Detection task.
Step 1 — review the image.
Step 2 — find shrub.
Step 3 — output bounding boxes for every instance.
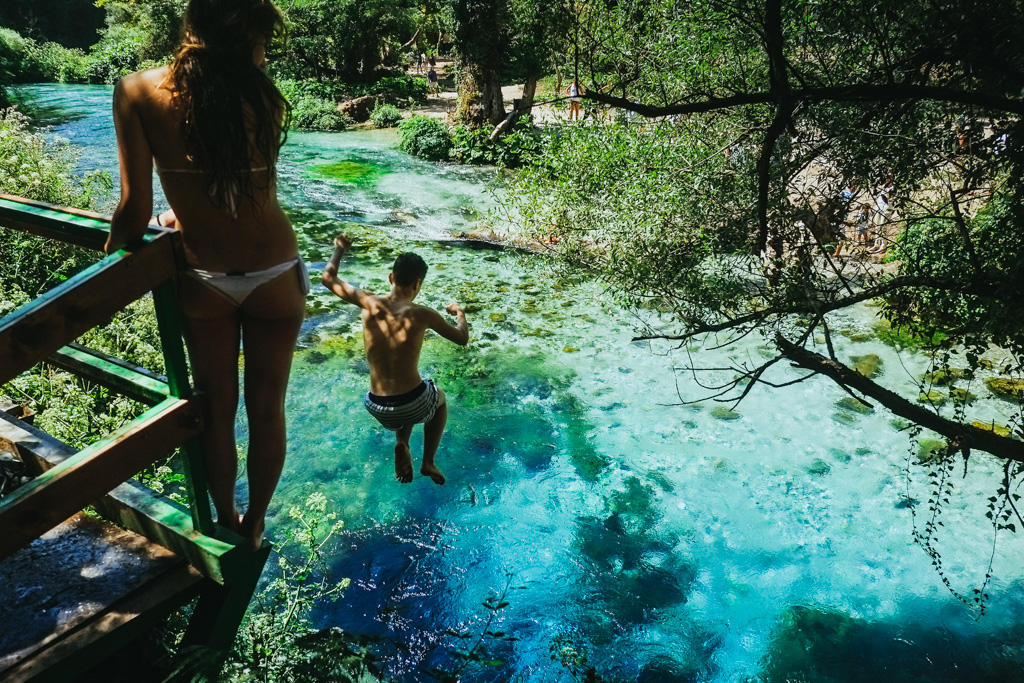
[369,102,402,128]
[450,116,542,167]
[0,108,111,206]
[290,95,352,131]
[27,42,92,83]
[398,115,451,160]
[352,75,427,104]
[87,26,149,84]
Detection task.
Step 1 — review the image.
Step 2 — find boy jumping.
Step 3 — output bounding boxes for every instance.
[322,234,469,484]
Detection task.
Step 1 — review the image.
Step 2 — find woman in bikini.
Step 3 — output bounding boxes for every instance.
[105,0,304,550]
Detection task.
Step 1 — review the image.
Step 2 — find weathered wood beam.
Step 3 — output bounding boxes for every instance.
[47,344,170,406]
[0,396,201,561]
[0,231,179,386]
[0,411,241,585]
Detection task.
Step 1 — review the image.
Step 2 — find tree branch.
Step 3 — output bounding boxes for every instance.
[584,83,1024,118]
[775,333,1024,464]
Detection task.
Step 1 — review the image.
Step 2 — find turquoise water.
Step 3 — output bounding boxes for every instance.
[12,84,1024,682]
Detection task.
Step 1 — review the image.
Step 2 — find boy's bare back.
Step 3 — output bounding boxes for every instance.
[322,234,468,396]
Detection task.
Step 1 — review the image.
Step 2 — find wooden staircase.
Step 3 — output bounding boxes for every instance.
[0,195,269,682]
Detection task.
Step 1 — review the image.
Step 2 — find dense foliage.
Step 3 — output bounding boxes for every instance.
[368,102,403,128]
[272,0,418,81]
[0,107,164,449]
[398,114,452,160]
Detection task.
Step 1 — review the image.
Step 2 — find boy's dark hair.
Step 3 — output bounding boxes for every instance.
[392,252,428,287]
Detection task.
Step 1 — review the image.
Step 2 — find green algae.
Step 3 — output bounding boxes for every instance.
[807,458,831,475]
[315,159,384,185]
[831,411,857,426]
[917,390,947,406]
[710,406,741,420]
[972,420,1012,437]
[851,353,882,378]
[836,396,873,414]
[916,438,948,465]
[986,377,1024,401]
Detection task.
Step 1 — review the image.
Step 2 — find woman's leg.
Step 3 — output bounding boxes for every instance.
[178,276,243,531]
[238,266,306,548]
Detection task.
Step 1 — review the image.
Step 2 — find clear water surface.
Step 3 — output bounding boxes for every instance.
[11,84,1024,682]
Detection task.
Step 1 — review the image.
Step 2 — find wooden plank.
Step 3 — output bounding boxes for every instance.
[0,411,237,584]
[0,562,204,683]
[46,344,169,405]
[0,396,201,561]
[0,231,180,387]
[0,513,185,670]
[0,194,113,251]
[0,511,205,683]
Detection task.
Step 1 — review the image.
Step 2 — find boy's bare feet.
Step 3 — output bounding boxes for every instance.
[421,462,446,485]
[239,512,266,552]
[395,442,414,483]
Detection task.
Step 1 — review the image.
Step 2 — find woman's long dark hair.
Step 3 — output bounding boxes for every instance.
[169,0,290,214]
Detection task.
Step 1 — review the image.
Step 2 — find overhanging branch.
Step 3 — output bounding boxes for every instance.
[776,334,1024,464]
[585,83,1024,118]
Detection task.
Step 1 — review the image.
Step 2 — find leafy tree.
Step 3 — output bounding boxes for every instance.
[90,0,185,82]
[503,0,1024,611]
[446,0,571,128]
[0,0,105,50]
[276,0,417,81]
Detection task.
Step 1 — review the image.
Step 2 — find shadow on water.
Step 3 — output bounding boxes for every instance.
[759,600,1024,683]
[8,88,92,126]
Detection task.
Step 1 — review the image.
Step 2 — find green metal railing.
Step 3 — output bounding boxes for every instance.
[0,194,269,666]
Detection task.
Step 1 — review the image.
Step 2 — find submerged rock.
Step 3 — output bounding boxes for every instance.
[710,406,741,420]
[831,411,857,426]
[917,390,947,406]
[829,448,852,463]
[985,377,1024,401]
[922,368,971,385]
[836,396,873,414]
[489,313,507,322]
[851,353,882,378]
[972,421,1013,437]
[948,387,976,404]
[916,438,948,465]
[807,459,831,476]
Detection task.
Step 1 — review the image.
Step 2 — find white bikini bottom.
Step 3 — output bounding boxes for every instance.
[185,257,309,306]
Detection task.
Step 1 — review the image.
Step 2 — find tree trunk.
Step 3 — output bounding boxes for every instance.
[479,68,506,125]
[488,74,539,142]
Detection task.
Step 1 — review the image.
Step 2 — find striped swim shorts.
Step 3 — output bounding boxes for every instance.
[364,379,442,431]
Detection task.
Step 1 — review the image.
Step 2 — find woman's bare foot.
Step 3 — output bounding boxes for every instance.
[421,462,446,485]
[219,509,243,533]
[239,512,266,552]
[395,442,414,483]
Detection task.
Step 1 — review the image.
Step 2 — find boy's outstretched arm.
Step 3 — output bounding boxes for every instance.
[322,234,371,307]
[427,303,469,346]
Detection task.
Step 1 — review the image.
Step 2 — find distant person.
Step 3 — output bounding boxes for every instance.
[428,54,436,68]
[322,234,469,485]
[566,79,583,121]
[105,0,306,551]
[416,51,423,73]
[427,67,439,96]
[855,203,871,248]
